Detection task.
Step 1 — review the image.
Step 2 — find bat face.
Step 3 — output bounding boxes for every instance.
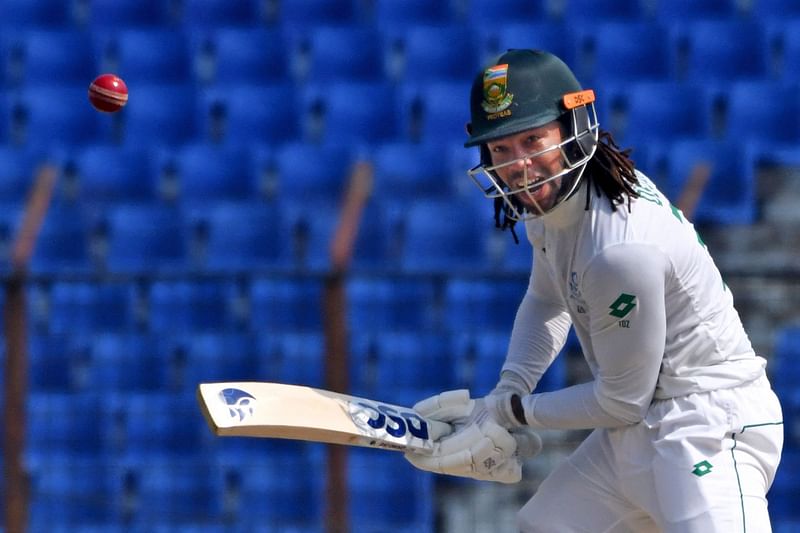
[197,382,450,453]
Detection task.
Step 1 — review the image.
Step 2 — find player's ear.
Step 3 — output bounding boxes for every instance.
[465,122,473,135]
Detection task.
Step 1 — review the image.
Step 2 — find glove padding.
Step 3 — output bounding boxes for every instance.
[405,390,542,484]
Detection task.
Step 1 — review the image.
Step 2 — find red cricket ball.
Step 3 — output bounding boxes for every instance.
[88,73,128,113]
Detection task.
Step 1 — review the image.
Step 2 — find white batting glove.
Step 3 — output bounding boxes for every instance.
[405,416,522,483]
[405,390,542,484]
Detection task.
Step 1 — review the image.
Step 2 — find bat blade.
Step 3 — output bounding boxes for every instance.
[197,382,447,453]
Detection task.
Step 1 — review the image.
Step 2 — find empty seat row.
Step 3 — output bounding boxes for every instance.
[25,445,328,529]
[6,0,800,31]
[5,19,800,90]
[25,444,436,532]
[26,327,571,396]
[2,197,534,276]
[3,77,799,149]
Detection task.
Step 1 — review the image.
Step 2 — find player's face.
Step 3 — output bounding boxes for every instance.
[485,121,566,213]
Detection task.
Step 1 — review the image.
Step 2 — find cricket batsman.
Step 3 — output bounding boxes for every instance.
[404,49,784,532]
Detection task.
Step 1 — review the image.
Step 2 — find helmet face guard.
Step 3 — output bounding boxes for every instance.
[468,102,599,220]
[464,49,599,220]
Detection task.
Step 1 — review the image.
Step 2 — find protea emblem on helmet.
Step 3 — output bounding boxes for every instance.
[481,64,513,115]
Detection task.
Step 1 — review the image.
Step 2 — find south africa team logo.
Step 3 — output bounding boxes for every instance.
[219,388,256,421]
[482,64,514,114]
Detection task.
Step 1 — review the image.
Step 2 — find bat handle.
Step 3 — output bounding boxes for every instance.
[512,428,543,459]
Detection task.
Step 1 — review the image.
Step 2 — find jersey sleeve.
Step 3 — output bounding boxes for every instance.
[500,249,572,394]
[521,242,669,429]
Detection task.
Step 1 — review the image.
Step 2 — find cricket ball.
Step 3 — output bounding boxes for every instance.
[88,73,128,113]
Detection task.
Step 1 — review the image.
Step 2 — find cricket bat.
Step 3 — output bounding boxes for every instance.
[197,382,451,453]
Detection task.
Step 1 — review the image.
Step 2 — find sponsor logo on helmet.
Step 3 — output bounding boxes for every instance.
[481,64,513,117]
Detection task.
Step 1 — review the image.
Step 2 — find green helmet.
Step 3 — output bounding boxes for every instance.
[465,49,588,147]
[465,49,599,220]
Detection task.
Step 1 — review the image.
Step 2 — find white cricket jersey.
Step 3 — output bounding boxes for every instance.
[503,172,767,430]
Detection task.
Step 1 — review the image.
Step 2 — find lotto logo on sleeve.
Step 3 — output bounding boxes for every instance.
[609,293,637,318]
[609,293,637,328]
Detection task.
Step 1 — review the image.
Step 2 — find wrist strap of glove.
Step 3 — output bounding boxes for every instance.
[510,394,527,426]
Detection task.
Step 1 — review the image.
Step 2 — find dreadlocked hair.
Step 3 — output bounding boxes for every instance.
[583,129,639,212]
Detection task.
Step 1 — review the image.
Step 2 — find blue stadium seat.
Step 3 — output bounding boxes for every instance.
[146,280,239,332]
[443,278,527,332]
[121,84,198,147]
[348,448,434,533]
[3,30,96,87]
[86,333,166,392]
[767,19,800,80]
[179,0,259,28]
[196,201,285,272]
[274,141,355,202]
[385,25,478,83]
[102,203,189,274]
[174,333,258,390]
[452,331,568,396]
[467,0,544,25]
[474,22,575,70]
[0,89,8,142]
[96,29,191,85]
[29,204,92,275]
[26,392,106,456]
[222,449,325,528]
[301,81,397,144]
[112,455,217,525]
[573,22,671,85]
[560,0,644,21]
[71,144,156,204]
[769,448,800,522]
[373,0,454,29]
[0,0,74,28]
[722,81,800,144]
[346,277,438,332]
[107,392,202,457]
[354,331,456,401]
[771,326,800,397]
[281,199,351,272]
[192,28,288,86]
[346,199,397,270]
[278,0,361,27]
[165,143,255,204]
[257,331,325,387]
[8,86,102,148]
[654,0,739,20]
[663,139,757,225]
[199,83,299,144]
[495,233,536,273]
[672,20,769,83]
[28,334,87,392]
[249,278,324,332]
[372,141,454,200]
[445,141,481,195]
[84,0,172,28]
[0,202,21,272]
[397,80,471,143]
[47,281,135,334]
[611,81,711,146]
[27,455,112,526]
[291,26,384,82]
[399,198,490,273]
[0,145,37,202]
[751,0,800,21]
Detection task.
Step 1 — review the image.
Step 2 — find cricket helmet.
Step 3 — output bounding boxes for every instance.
[465,49,599,219]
